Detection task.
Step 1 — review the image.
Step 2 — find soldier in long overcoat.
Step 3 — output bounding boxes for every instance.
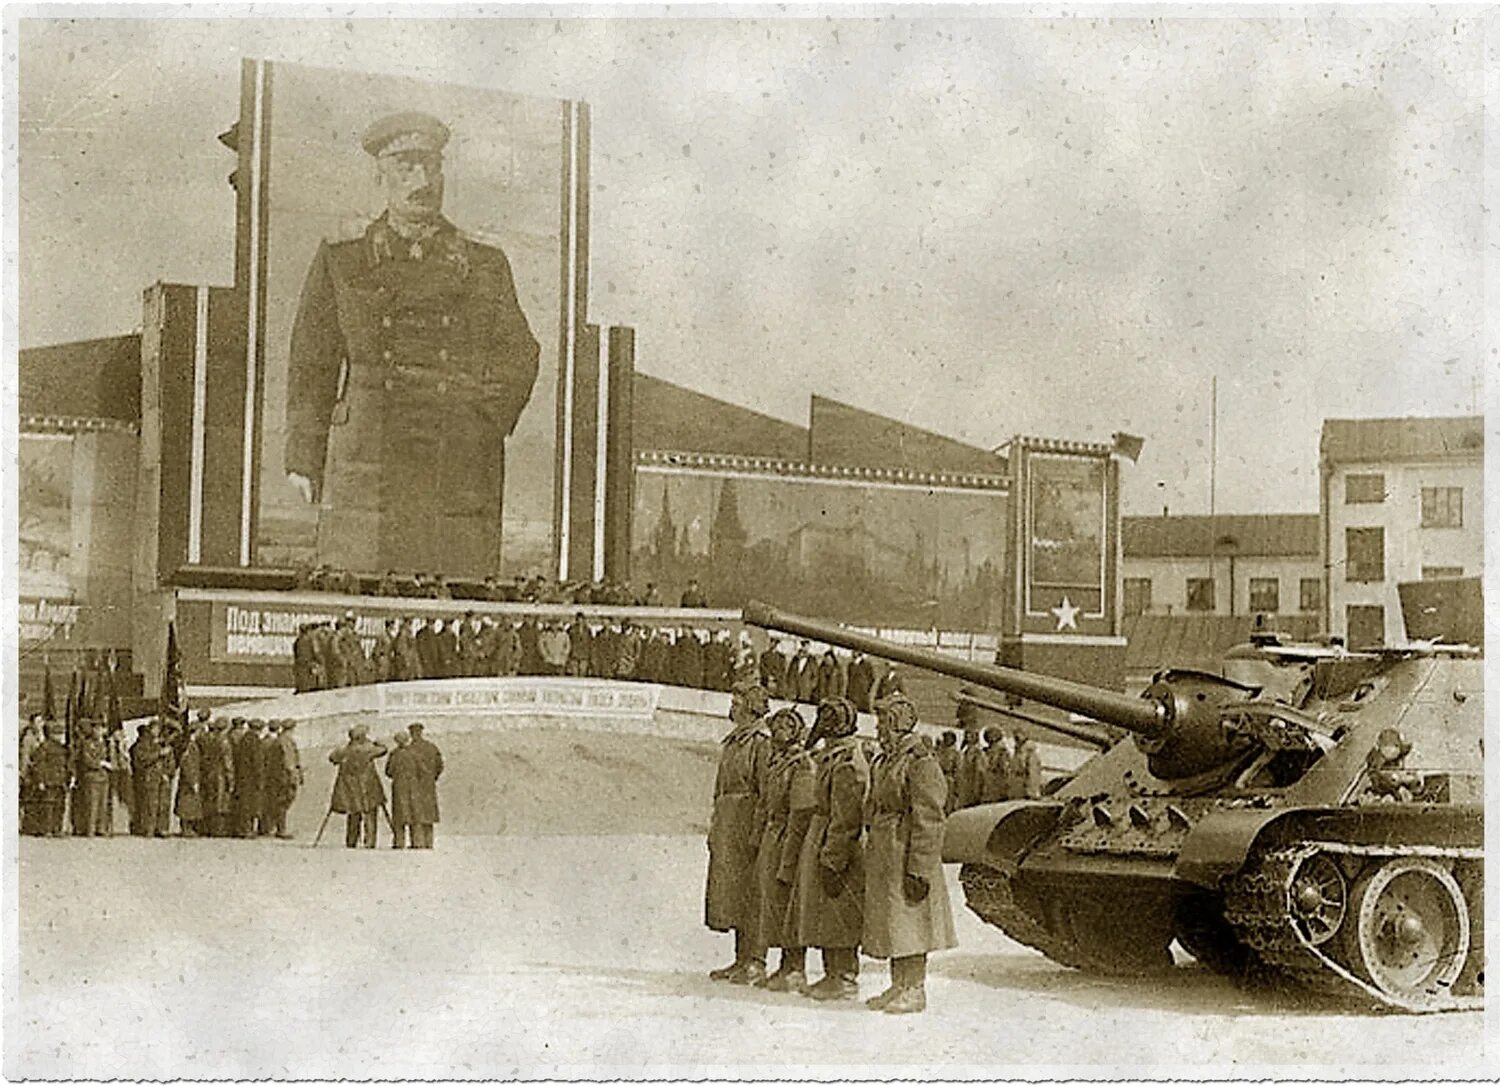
[175,722,205,836]
[862,694,957,1014]
[935,730,961,814]
[385,731,418,848]
[788,698,869,1001]
[368,620,398,684]
[405,723,443,848]
[329,724,388,848]
[24,723,71,836]
[980,726,1012,803]
[268,720,304,838]
[391,617,422,681]
[752,708,812,992]
[956,726,986,810]
[231,720,266,837]
[1009,735,1043,799]
[199,719,237,836]
[704,682,772,985]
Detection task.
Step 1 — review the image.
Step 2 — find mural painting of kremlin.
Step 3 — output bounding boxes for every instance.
[631,466,1008,631]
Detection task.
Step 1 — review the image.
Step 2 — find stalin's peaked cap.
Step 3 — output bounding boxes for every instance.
[362,112,450,157]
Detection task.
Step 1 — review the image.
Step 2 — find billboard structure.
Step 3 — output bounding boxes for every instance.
[632,452,1009,630]
[250,62,577,578]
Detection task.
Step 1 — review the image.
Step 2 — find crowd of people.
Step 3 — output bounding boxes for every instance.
[702,682,1043,1016]
[18,711,304,840]
[292,612,755,694]
[296,565,713,609]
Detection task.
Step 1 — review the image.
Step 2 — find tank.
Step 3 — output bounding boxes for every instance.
[743,577,1483,1013]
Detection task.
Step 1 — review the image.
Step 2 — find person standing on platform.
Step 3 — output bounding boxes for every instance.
[1009,733,1043,799]
[566,613,593,677]
[329,723,388,848]
[758,640,787,697]
[385,731,417,849]
[875,665,906,702]
[74,721,113,837]
[816,650,847,703]
[981,726,1011,803]
[414,617,439,679]
[704,682,772,985]
[369,620,398,684]
[308,621,337,691]
[143,722,177,838]
[538,621,570,677]
[862,693,957,1014]
[24,722,70,836]
[789,698,868,1002]
[292,624,320,692]
[753,707,811,992]
[129,721,162,836]
[405,722,443,848]
[680,579,707,608]
[392,617,422,681]
[330,614,365,687]
[175,719,204,837]
[957,725,986,810]
[847,652,876,714]
[935,730,960,814]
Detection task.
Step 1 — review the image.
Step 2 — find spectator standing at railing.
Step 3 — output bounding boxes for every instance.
[292,624,319,692]
[875,665,905,702]
[706,630,734,692]
[412,617,437,678]
[592,624,618,680]
[847,652,876,714]
[677,628,705,689]
[566,613,593,677]
[817,650,848,703]
[375,570,401,597]
[369,619,397,683]
[516,616,541,676]
[791,643,818,704]
[496,620,523,677]
[538,622,570,676]
[614,624,640,679]
[760,641,787,697]
[681,579,707,608]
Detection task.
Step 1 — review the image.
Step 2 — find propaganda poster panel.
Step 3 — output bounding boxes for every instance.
[255,62,566,579]
[632,465,1007,630]
[1025,452,1106,618]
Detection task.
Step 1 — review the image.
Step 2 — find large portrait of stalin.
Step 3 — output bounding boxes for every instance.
[283,111,540,579]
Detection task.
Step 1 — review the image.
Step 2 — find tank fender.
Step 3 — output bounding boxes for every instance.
[1175,803,1484,889]
[942,800,1063,866]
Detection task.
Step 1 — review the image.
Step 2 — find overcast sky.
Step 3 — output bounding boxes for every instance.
[16,12,1488,516]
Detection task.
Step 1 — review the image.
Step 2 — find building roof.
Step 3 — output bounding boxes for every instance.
[1122,513,1320,559]
[1320,415,1483,466]
[1123,613,1322,673]
[808,395,1005,475]
[19,334,142,423]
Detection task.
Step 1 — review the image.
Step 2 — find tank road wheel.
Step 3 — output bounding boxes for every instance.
[1288,852,1347,947]
[1453,861,1484,998]
[1342,857,1470,1004]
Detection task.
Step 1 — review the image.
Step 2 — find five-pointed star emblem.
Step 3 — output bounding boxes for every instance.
[1050,596,1081,631]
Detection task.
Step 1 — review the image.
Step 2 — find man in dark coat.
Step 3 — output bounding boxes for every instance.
[457,612,486,677]
[329,615,365,687]
[24,722,70,836]
[788,643,816,703]
[759,641,787,697]
[129,721,166,836]
[957,726,986,810]
[517,617,542,676]
[680,579,707,608]
[199,719,236,836]
[175,720,204,836]
[266,720,303,838]
[405,723,444,848]
[677,629,706,690]
[233,719,267,837]
[391,617,423,681]
[875,665,906,702]
[705,631,734,692]
[862,694,956,1014]
[566,613,593,677]
[385,731,418,849]
[74,722,113,837]
[283,111,540,578]
[935,730,961,814]
[369,620,398,684]
[981,726,1012,803]
[292,624,322,692]
[329,724,388,848]
[705,683,772,985]
[414,618,440,679]
[847,652,877,713]
[308,622,337,690]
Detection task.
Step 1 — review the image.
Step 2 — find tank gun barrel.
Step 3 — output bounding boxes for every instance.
[743,601,1165,736]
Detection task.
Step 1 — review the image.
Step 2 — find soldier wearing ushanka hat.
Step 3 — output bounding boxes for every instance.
[285,109,540,580]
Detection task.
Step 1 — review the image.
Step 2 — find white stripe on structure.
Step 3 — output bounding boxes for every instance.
[593,327,609,581]
[557,100,580,582]
[1017,633,1128,648]
[188,286,209,563]
[240,61,265,566]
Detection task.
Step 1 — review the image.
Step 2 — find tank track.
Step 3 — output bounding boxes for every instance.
[959,863,1093,971]
[1224,841,1483,1014]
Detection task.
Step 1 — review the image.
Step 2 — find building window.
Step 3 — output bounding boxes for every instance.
[1299,578,1322,613]
[1422,565,1464,580]
[1346,605,1385,650]
[1345,473,1386,504]
[1186,577,1215,612]
[1123,577,1152,617]
[1345,527,1385,583]
[1420,486,1463,528]
[1248,577,1280,614]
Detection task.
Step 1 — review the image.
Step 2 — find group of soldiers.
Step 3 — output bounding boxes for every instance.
[325,722,444,849]
[293,611,753,695]
[934,724,1043,811]
[704,683,958,1015]
[18,711,303,840]
[758,641,906,712]
[297,563,712,609]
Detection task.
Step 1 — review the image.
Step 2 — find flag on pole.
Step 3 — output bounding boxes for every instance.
[105,650,122,732]
[42,654,55,720]
[160,622,186,726]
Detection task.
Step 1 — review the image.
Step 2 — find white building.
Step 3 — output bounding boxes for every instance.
[1320,416,1483,648]
[1121,514,1322,619]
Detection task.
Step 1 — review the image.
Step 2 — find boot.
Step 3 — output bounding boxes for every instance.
[881,986,927,1014]
[865,984,901,1010]
[867,955,914,1010]
[729,959,766,986]
[765,968,808,994]
[708,961,741,982]
[805,973,859,1001]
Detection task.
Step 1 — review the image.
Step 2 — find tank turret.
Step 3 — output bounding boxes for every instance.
[742,584,1483,1014]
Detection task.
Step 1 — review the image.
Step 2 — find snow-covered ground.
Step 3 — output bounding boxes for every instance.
[11,833,1484,1078]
